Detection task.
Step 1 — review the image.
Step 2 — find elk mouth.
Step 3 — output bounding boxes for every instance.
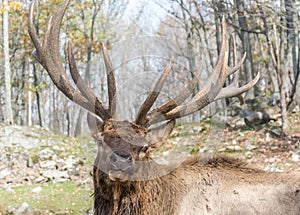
[108,170,131,182]
[107,150,134,182]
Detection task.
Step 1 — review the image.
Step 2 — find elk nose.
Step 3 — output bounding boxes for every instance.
[110,151,133,171]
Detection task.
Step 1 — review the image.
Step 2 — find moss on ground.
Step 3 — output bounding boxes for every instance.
[0,181,93,214]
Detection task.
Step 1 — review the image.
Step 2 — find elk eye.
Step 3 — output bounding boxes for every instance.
[97,138,103,146]
[141,146,148,152]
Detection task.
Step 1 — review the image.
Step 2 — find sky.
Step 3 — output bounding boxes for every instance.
[125,0,169,32]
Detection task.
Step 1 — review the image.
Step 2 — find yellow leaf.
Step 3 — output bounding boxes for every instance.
[8,2,23,12]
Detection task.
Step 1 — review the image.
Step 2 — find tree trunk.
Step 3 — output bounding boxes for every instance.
[28,62,33,126]
[235,0,255,99]
[284,0,297,75]
[74,108,84,137]
[278,71,289,134]
[212,0,223,55]
[0,94,3,123]
[273,24,289,135]
[33,63,43,127]
[66,110,71,136]
[3,0,13,125]
[257,3,280,93]
[284,0,299,108]
[52,89,60,134]
[278,67,289,134]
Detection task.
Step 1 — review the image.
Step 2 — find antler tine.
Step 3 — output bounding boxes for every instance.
[135,59,174,126]
[42,0,70,75]
[148,17,230,125]
[228,53,246,75]
[67,43,110,120]
[148,18,260,125]
[192,19,228,102]
[101,42,117,118]
[215,73,260,100]
[147,28,244,125]
[28,0,43,65]
[147,61,203,121]
[164,53,229,122]
[28,0,109,120]
[215,35,260,101]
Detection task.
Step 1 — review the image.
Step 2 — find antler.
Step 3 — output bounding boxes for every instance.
[29,0,259,127]
[28,0,115,121]
[136,18,260,126]
[135,59,174,125]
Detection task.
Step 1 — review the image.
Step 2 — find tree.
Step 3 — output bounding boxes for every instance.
[256,0,299,134]
[234,0,255,99]
[284,0,299,109]
[271,23,289,134]
[3,0,13,125]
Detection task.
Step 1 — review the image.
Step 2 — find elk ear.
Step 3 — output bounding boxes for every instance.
[87,112,104,136]
[146,120,175,149]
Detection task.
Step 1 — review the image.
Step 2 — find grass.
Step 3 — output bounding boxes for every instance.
[0,181,93,214]
[0,131,96,214]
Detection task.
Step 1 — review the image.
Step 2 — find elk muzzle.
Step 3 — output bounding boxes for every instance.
[108,150,134,182]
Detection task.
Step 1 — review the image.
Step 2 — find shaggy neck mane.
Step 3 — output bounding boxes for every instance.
[93,170,141,214]
[92,155,261,215]
[93,164,165,215]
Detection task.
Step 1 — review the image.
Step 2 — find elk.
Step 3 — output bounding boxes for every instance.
[28,1,300,214]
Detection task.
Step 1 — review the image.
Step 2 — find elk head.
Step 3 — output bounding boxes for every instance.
[28,0,259,183]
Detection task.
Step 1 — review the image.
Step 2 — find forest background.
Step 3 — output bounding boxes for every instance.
[1,0,299,136]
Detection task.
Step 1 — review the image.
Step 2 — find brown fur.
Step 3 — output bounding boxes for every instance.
[92,154,300,215]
